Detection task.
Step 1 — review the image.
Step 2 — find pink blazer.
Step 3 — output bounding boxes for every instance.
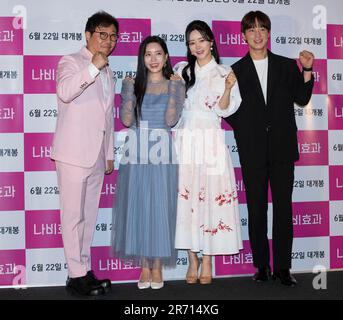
[51,47,115,168]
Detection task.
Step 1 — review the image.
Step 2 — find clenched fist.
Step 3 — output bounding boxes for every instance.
[92,51,109,70]
[170,74,182,81]
[225,71,237,91]
[299,50,315,69]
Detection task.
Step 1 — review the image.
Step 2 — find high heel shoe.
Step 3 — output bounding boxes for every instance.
[137,268,151,290]
[199,258,212,284]
[186,274,198,284]
[137,280,151,289]
[151,281,164,289]
[151,266,164,289]
[199,274,212,284]
[186,263,199,284]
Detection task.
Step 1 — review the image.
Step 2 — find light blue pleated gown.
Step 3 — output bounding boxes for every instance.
[111,79,184,268]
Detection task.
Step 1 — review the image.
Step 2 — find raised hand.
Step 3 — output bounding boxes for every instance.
[299,50,315,69]
[92,51,109,70]
[225,71,237,91]
[170,74,182,81]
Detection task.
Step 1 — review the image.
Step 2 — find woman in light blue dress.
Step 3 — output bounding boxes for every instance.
[111,36,185,289]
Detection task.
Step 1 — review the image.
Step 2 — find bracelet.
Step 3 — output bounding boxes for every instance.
[302,66,313,72]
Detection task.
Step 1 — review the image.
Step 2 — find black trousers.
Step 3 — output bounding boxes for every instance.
[241,162,295,270]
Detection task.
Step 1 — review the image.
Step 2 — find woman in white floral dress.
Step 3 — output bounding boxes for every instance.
[174,20,243,284]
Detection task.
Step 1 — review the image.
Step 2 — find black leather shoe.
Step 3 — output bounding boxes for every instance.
[87,270,112,293]
[273,269,298,287]
[66,275,105,296]
[253,266,272,282]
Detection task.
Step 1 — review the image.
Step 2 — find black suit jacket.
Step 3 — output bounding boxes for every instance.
[225,50,314,168]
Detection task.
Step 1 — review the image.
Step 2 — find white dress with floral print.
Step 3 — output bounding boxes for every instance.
[174,58,243,255]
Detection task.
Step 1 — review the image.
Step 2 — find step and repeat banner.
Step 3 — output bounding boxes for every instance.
[0,0,342,288]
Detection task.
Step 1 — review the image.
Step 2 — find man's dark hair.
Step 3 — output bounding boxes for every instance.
[85,11,119,33]
[241,11,271,33]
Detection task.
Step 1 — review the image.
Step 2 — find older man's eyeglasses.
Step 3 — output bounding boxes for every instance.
[93,31,119,42]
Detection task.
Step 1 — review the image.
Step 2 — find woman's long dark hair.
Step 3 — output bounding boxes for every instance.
[134,35,173,126]
[182,20,220,94]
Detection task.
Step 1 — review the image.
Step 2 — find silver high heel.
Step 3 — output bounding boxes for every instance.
[138,265,151,289]
[137,280,151,290]
[151,281,164,289]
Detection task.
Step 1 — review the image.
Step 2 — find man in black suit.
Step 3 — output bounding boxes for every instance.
[225,11,314,286]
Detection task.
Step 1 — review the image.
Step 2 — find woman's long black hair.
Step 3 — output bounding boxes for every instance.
[182,20,220,94]
[134,35,173,126]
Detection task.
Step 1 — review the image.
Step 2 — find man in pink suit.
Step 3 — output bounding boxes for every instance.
[51,11,118,296]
